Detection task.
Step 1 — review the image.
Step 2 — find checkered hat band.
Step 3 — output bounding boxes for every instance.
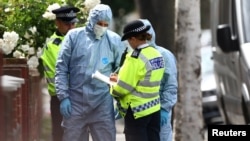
[127,26,147,34]
[56,11,76,18]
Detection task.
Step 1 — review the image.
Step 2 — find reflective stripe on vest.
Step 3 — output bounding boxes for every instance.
[113,46,164,118]
[112,52,162,98]
[112,80,159,98]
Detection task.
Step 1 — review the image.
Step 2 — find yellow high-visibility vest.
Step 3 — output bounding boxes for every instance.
[111,46,165,119]
[41,33,64,96]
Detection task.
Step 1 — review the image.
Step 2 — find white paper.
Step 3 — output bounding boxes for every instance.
[92,70,116,85]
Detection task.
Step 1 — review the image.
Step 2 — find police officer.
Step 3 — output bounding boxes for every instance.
[40,5,80,141]
[110,20,165,141]
[140,19,178,141]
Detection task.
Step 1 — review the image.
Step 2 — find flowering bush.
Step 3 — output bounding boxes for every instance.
[0,29,43,69]
[0,0,63,71]
[0,0,100,75]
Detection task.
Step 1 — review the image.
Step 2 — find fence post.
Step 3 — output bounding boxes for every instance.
[2,58,42,141]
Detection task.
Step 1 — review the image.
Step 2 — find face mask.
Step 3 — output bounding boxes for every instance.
[94,24,108,39]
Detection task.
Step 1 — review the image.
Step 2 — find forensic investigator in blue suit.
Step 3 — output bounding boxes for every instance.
[55,4,125,141]
[140,19,178,141]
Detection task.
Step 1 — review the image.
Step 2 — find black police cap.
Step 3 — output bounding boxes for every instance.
[121,20,150,41]
[52,6,80,23]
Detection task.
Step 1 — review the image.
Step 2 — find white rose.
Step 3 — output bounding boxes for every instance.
[84,0,101,10]
[2,42,14,55]
[29,26,37,35]
[21,44,30,52]
[36,47,43,58]
[28,47,35,55]
[27,56,39,69]
[13,50,22,58]
[24,32,31,39]
[3,31,19,45]
[42,3,60,20]
[47,3,60,12]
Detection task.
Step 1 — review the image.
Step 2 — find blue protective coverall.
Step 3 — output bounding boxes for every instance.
[55,4,125,141]
[141,19,178,141]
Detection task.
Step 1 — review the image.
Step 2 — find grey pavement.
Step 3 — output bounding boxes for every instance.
[115,119,125,141]
[89,119,125,141]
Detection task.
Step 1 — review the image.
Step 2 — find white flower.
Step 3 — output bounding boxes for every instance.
[42,3,60,20]
[13,50,23,58]
[2,43,13,55]
[84,0,101,10]
[3,31,19,43]
[36,47,43,58]
[42,11,56,20]
[28,47,35,55]
[27,56,39,69]
[28,39,34,45]
[1,31,19,55]
[24,32,31,39]
[4,8,11,12]
[20,44,30,52]
[29,26,37,35]
[47,3,61,12]
[4,7,15,13]
[0,29,42,69]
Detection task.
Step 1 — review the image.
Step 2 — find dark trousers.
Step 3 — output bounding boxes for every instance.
[50,96,63,141]
[124,107,160,141]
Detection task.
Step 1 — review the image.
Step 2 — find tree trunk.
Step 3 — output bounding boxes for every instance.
[174,0,204,141]
[135,0,176,53]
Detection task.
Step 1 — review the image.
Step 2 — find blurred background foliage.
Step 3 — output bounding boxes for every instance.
[0,0,88,47]
[0,0,135,76]
[102,0,135,17]
[101,0,136,34]
[0,0,135,51]
[0,0,89,75]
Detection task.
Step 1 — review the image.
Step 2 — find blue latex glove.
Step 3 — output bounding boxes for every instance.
[160,109,169,126]
[60,98,72,119]
[114,107,122,120]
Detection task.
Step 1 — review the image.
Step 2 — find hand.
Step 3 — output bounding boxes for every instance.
[60,98,72,119]
[114,107,122,120]
[160,109,169,126]
[110,73,118,82]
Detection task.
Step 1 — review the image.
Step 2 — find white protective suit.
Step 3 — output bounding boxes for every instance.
[55,4,125,141]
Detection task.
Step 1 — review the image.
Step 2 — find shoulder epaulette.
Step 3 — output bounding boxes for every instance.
[131,48,141,58]
[52,38,62,45]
